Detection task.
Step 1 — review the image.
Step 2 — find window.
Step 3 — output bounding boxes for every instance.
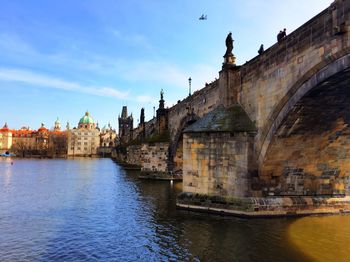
[84,142,88,145]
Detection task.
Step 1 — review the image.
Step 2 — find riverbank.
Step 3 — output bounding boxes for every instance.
[139,170,182,181]
[177,193,350,218]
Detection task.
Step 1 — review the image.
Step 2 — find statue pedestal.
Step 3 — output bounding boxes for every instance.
[222,53,236,69]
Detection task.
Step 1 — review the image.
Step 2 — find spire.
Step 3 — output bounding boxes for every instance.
[159,89,165,109]
[121,106,128,118]
[54,117,61,131]
[140,108,145,124]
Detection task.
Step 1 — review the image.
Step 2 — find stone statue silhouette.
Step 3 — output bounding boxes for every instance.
[160,89,164,100]
[224,32,234,57]
[140,108,145,124]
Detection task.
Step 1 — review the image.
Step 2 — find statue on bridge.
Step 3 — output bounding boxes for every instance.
[224,32,233,56]
[223,32,236,67]
[160,89,164,101]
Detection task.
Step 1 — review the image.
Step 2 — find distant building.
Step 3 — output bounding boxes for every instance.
[118,106,133,144]
[11,126,37,153]
[36,123,49,150]
[53,117,61,131]
[0,123,12,153]
[0,119,65,157]
[100,123,117,147]
[98,123,117,156]
[67,111,100,156]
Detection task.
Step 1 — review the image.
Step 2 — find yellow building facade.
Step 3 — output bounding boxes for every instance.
[67,112,100,157]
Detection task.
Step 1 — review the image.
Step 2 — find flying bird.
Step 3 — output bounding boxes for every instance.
[199,14,207,20]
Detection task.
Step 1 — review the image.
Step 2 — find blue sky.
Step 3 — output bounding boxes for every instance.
[0,0,331,130]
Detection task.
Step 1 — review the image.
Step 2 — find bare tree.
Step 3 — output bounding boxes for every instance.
[11,140,29,157]
[48,133,68,157]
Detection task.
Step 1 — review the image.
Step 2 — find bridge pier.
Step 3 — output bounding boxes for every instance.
[181,105,257,198]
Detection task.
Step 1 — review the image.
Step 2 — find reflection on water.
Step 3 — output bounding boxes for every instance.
[0,159,347,261]
[288,215,350,262]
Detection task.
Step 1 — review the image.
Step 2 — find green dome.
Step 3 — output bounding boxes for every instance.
[79,111,94,124]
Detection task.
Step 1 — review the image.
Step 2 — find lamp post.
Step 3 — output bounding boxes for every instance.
[188,77,192,96]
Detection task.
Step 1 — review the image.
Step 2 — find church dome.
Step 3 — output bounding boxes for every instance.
[0,122,10,132]
[79,111,94,125]
[38,123,48,133]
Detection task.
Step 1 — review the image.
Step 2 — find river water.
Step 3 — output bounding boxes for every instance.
[0,158,349,262]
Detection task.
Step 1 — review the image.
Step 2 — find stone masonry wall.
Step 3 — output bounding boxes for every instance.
[183,132,252,197]
[141,142,169,172]
[234,1,350,160]
[168,81,221,140]
[126,145,141,166]
[259,70,350,197]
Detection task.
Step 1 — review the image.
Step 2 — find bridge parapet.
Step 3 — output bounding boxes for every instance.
[233,0,350,161]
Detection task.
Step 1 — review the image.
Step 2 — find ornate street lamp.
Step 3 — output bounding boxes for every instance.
[188,77,192,96]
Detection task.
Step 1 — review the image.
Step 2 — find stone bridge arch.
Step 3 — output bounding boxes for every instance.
[168,113,199,173]
[257,54,350,197]
[259,54,350,163]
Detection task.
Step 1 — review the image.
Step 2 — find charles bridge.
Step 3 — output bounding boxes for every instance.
[116,0,350,216]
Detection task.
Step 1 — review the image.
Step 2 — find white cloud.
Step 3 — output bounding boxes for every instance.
[136,95,157,104]
[115,59,218,91]
[110,28,153,51]
[0,33,219,93]
[0,68,129,99]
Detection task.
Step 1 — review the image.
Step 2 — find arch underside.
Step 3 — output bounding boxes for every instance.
[257,68,350,197]
[169,114,199,173]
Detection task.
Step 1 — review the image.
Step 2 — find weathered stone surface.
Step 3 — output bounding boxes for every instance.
[127,145,141,165]
[260,69,350,196]
[184,105,257,133]
[183,130,255,198]
[141,142,169,172]
[177,194,350,217]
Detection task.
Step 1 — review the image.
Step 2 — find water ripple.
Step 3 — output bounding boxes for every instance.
[0,159,333,261]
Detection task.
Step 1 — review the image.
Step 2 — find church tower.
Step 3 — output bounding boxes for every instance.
[118,106,134,144]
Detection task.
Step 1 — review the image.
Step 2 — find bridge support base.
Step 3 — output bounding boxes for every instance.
[176,193,350,218]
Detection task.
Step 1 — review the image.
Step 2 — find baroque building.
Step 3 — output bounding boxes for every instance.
[99,123,117,156]
[67,111,100,156]
[0,122,63,157]
[100,123,117,147]
[53,117,61,131]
